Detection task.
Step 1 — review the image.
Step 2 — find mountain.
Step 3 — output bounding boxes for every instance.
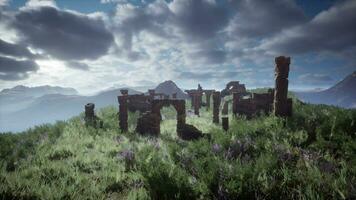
[154,80,188,99]
[0,85,78,113]
[0,85,78,97]
[295,71,356,108]
[0,87,141,132]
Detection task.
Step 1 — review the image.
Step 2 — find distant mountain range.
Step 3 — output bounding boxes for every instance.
[295,71,356,109]
[0,81,187,132]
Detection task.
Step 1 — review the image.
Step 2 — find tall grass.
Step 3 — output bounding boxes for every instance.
[0,100,355,199]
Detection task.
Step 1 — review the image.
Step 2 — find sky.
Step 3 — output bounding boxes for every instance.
[0,0,355,95]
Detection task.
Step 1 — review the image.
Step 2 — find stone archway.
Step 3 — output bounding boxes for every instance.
[151,99,186,131]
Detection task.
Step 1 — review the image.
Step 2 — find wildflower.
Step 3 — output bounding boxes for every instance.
[212,143,222,154]
[118,149,135,170]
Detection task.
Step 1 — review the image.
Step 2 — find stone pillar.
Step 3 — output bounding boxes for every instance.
[118,89,128,132]
[222,101,229,115]
[213,91,221,124]
[172,93,177,99]
[232,92,239,116]
[205,91,212,110]
[193,93,200,116]
[198,92,203,108]
[222,117,229,131]
[175,100,186,128]
[274,56,291,117]
[85,103,96,127]
[148,89,155,99]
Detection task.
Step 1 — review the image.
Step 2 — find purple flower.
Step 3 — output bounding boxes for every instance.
[212,144,222,154]
[118,149,135,170]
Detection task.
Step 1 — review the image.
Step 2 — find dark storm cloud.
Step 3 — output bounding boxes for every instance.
[260,1,356,57]
[171,0,230,40]
[228,0,306,38]
[66,61,90,71]
[0,39,36,59]
[13,6,114,60]
[0,56,39,80]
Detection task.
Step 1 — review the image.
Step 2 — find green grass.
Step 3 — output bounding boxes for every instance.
[0,100,355,199]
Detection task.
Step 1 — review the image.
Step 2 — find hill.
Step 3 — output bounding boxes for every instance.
[0,85,78,114]
[0,88,142,132]
[296,71,356,108]
[154,80,188,99]
[0,101,355,199]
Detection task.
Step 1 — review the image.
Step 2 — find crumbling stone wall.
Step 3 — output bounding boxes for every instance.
[127,94,152,112]
[274,56,292,117]
[232,89,274,118]
[221,81,247,97]
[135,111,160,136]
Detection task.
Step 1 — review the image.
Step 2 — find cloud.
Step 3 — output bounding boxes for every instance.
[66,61,90,71]
[227,0,305,38]
[25,0,57,8]
[169,0,230,41]
[178,71,243,80]
[258,0,356,57]
[298,73,333,84]
[0,56,39,80]
[0,39,36,59]
[12,6,114,61]
[0,0,9,7]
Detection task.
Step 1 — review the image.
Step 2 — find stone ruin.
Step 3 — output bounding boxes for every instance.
[115,56,292,138]
[274,56,292,117]
[118,89,129,132]
[212,91,221,124]
[126,94,152,112]
[185,84,215,116]
[229,56,292,118]
[84,103,103,128]
[221,81,247,97]
[118,90,203,140]
[232,89,274,118]
[121,89,182,114]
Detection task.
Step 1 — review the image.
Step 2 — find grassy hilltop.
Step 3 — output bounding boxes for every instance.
[0,99,356,199]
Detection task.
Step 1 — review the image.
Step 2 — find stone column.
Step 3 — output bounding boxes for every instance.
[118,89,128,132]
[212,91,221,124]
[193,93,200,116]
[273,56,291,117]
[148,89,155,99]
[222,117,229,131]
[232,92,239,116]
[175,100,186,129]
[85,103,96,127]
[190,94,194,108]
[205,91,212,110]
[222,101,229,115]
